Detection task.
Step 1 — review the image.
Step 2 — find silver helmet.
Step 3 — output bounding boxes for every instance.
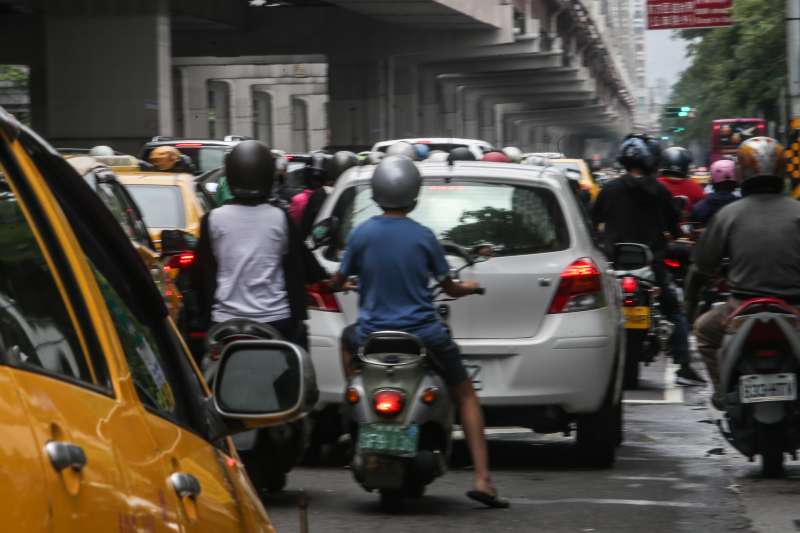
[371,155,422,210]
[386,141,417,161]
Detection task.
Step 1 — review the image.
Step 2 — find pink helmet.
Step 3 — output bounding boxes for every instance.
[710,159,736,184]
[482,151,511,163]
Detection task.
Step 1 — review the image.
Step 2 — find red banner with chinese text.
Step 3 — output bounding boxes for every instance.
[647,0,733,30]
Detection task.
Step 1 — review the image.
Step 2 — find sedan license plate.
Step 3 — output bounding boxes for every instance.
[358,424,419,457]
[623,306,651,329]
[740,373,797,404]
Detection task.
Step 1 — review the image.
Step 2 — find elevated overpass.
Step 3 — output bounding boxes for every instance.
[0,0,638,155]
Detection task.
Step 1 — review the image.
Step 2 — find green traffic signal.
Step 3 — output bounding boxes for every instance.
[680,106,691,112]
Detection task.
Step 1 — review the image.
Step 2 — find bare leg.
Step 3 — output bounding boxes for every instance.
[694,299,733,406]
[340,338,354,379]
[449,379,494,494]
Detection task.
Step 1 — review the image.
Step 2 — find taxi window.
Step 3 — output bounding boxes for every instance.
[0,166,91,383]
[108,183,152,247]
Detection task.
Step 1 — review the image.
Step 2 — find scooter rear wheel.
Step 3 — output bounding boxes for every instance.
[759,424,785,478]
[379,489,405,511]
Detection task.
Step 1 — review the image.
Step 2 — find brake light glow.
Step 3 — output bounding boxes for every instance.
[620,276,638,294]
[306,283,341,312]
[175,143,204,148]
[548,258,604,313]
[166,251,195,269]
[373,389,405,416]
[421,387,439,405]
[664,258,681,269]
[757,123,766,131]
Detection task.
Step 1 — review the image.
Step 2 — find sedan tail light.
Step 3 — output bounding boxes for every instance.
[306,282,341,312]
[620,276,638,294]
[373,389,405,416]
[548,258,605,313]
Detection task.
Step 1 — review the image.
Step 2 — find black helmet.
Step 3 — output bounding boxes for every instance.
[305,152,331,184]
[660,147,692,177]
[617,133,660,173]
[372,155,422,210]
[225,140,276,199]
[330,151,358,180]
[448,146,476,162]
[386,141,417,160]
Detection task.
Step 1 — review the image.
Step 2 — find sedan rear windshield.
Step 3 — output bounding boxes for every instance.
[126,185,185,229]
[334,180,569,257]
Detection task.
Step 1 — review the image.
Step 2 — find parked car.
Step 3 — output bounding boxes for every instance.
[308,160,625,466]
[372,138,494,161]
[64,156,183,322]
[0,106,315,530]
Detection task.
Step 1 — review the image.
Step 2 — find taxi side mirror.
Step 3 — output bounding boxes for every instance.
[212,340,318,434]
[160,229,194,256]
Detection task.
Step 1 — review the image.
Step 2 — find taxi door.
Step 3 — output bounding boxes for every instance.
[1,129,183,531]
[0,137,129,528]
[0,366,49,530]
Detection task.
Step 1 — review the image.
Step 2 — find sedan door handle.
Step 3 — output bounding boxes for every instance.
[170,472,201,500]
[45,441,87,473]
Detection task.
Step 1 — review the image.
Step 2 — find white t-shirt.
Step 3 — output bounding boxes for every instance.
[209,203,291,323]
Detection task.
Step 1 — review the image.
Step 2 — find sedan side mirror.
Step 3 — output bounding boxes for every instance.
[212,339,318,435]
[311,216,339,249]
[612,242,653,271]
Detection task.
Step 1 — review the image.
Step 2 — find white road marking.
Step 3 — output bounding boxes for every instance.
[610,476,682,482]
[624,358,685,404]
[508,497,706,509]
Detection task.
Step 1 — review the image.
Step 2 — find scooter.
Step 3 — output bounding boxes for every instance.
[343,244,486,509]
[717,297,800,477]
[613,243,674,389]
[203,319,312,492]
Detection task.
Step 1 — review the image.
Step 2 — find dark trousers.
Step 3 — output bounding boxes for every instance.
[652,261,690,366]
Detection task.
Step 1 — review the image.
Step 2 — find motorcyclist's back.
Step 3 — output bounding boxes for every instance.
[695,192,800,302]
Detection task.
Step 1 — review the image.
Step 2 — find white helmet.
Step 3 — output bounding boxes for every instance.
[502,146,523,163]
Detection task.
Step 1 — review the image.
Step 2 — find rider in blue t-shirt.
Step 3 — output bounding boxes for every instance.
[331,153,508,508]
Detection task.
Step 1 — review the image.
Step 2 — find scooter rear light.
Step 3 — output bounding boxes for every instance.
[620,276,638,294]
[373,389,405,416]
[306,283,341,312]
[345,387,360,405]
[548,258,605,313]
[166,251,195,269]
[664,258,681,269]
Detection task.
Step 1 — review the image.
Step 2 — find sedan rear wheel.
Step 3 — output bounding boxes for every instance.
[576,394,621,468]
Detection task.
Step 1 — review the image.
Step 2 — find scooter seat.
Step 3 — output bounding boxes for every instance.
[361,331,425,357]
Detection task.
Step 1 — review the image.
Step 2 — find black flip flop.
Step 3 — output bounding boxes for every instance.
[466,490,510,509]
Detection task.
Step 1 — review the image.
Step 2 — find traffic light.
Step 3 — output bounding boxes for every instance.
[662,106,694,118]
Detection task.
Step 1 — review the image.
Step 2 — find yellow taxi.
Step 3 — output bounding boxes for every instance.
[550,158,601,201]
[112,170,208,249]
[0,106,314,531]
[65,156,183,322]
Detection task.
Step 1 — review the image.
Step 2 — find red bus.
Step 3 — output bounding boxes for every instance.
[710,118,766,163]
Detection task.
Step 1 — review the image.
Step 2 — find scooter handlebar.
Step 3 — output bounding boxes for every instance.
[473,287,486,295]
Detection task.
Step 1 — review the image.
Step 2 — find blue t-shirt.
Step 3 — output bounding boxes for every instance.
[339,216,451,344]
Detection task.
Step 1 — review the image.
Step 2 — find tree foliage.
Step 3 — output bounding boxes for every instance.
[0,65,28,84]
[665,0,786,148]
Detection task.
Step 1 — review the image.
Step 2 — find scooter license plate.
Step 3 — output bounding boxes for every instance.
[740,373,797,404]
[358,424,419,457]
[623,306,651,329]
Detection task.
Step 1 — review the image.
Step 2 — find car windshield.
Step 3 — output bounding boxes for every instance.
[335,180,569,257]
[126,185,185,229]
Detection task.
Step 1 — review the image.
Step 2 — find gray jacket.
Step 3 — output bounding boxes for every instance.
[693,193,800,301]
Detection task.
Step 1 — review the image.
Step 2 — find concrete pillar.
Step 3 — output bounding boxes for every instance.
[252,89,274,145]
[328,60,385,147]
[207,80,232,139]
[295,94,329,151]
[41,1,173,153]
